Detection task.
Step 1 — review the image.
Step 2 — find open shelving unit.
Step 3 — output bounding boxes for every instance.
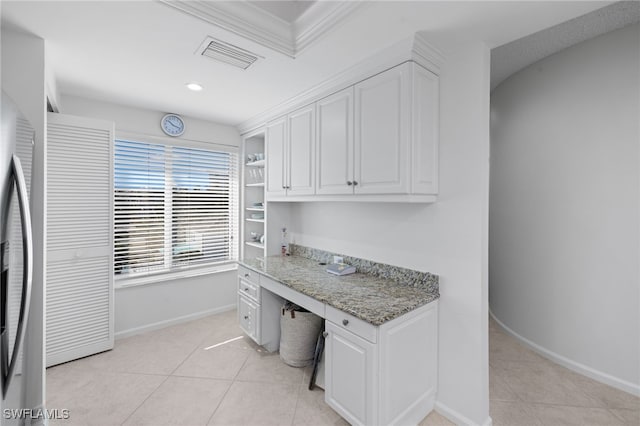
[241,130,266,260]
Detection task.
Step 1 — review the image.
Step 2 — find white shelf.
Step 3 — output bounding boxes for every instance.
[246,207,264,212]
[245,241,265,249]
[246,182,265,187]
[245,159,265,167]
[246,218,265,223]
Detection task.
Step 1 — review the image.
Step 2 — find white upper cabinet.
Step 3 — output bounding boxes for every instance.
[287,105,315,196]
[354,63,411,195]
[265,117,287,196]
[266,105,316,199]
[264,60,439,202]
[316,87,354,195]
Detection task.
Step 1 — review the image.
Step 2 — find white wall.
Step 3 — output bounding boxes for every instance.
[60,95,241,337]
[490,24,639,394]
[1,26,47,413]
[288,41,491,426]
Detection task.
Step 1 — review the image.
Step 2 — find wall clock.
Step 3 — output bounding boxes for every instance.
[161,113,185,137]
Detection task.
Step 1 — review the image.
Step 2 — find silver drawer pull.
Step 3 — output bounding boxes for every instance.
[244,273,250,278]
[244,287,249,292]
[244,315,249,320]
[322,331,328,338]
[342,319,349,326]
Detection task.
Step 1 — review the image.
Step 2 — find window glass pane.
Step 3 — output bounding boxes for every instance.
[114,140,166,275]
[114,139,238,279]
[171,147,234,267]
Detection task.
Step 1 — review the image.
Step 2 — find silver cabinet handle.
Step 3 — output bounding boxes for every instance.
[347,181,353,186]
[244,273,250,278]
[2,155,33,397]
[322,331,328,338]
[244,315,249,320]
[353,181,358,186]
[342,319,349,326]
[244,287,249,292]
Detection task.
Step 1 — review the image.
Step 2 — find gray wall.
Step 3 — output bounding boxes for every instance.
[490,23,639,393]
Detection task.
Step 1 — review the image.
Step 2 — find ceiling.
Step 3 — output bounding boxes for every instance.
[0,1,620,128]
[248,1,316,23]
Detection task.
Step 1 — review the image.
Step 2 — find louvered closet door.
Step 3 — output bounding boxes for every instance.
[46,113,114,366]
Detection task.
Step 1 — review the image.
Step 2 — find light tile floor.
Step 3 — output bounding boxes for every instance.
[46,310,639,425]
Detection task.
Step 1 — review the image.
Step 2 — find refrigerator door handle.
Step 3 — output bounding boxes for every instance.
[1,155,33,398]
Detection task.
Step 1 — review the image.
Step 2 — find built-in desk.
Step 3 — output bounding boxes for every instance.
[237,253,439,426]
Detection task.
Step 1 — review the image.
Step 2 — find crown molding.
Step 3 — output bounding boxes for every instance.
[412,32,445,75]
[158,0,365,59]
[294,1,365,55]
[237,33,444,135]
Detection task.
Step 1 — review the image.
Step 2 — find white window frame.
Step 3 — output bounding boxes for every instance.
[114,132,239,288]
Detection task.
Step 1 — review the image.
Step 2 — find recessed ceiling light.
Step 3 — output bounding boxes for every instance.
[186,82,203,91]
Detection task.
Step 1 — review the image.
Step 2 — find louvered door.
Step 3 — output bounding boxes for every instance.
[46,113,114,366]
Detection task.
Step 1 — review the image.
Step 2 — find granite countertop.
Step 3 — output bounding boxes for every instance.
[239,255,439,326]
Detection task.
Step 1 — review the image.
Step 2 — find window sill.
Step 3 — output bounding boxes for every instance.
[115,262,238,289]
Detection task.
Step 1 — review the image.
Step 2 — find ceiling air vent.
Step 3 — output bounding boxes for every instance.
[197,37,260,70]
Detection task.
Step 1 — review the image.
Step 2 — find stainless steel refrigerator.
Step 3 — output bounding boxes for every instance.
[0,91,34,425]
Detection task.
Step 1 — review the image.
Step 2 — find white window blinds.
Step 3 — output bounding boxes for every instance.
[114,139,238,278]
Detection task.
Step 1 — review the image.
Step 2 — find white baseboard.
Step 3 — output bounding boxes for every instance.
[115,304,236,339]
[435,401,492,426]
[489,309,640,397]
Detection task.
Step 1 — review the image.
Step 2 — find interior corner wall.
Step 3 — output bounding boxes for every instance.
[59,95,241,337]
[288,40,491,425]
[1,27,47,413]
[490,23,640,394]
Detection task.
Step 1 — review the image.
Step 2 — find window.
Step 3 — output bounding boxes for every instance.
[114,139,238,278]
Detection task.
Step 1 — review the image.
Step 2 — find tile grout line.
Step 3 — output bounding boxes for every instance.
[119,374,171,426]
[205,347,254,425]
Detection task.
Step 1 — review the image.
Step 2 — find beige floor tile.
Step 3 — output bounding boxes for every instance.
[73,332,198,375]
[172,345,251,380]
[610,408,640,425]
[561,372,640,410]
[418,410,456,425]
[490,365,520,402]
[489,401,543,426]
[489,329,546,363]
[46,369,165,426]
[292,388,348,426]
[235,350,306,385]
[491,359,600,407]
[529,403,625,426]
[207,380,299,426]
[123,376,231,425]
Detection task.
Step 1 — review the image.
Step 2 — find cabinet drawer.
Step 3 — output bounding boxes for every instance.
[238,295,260,343]
[326,305,377,344]
[238,278,260,303]
[238,265,259,285]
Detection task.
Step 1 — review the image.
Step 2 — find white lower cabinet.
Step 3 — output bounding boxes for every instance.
[237,266,283,352]
[325,302,438,426]
[325,321,377,426]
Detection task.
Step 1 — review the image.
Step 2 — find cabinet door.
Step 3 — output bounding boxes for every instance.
[316,88,354,195]
[287,105,315,195]
[265,117,287,196]
[238,294,259,343]
[354,63,411,194]
[325,321,377,426]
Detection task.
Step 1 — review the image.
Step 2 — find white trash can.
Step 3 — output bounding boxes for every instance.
[279,301,323,367]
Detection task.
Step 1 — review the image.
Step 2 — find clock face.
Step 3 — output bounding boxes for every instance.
[161,114,185,137]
